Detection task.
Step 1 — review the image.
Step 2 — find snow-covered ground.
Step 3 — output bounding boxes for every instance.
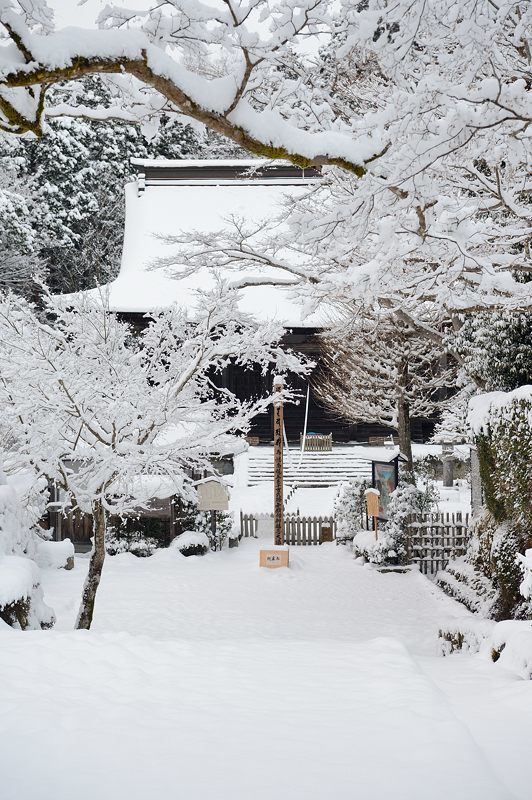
[1,538,530,800]
[230,480,470,517]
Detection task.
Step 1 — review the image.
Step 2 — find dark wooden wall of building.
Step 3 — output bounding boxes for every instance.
[117,316,436,445]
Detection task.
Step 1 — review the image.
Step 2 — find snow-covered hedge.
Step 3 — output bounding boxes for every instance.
[456,390,532,619]
[106,527,159,558]
[439,616,532,680]
[436,558,497,617]
[172,530,209,557]
[468,389,532,527]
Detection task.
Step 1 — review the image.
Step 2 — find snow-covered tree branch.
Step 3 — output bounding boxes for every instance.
[314,309,457,471]
[1,0,529,185]
[0,0,388,173]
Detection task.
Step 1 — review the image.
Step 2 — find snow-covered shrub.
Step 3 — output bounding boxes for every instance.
[106,526,159,558]
[175,499,234,552]
[0,477,56,629]
[356,482,438,566]
[172,530,209,557]
[518,550,532,601]
[0,556,55,630]
[193,510,234,552]
[463,391,532,619]
[438,617,496,656]
[352,529,399,566]
[439,617,532,680]
[334,477,371,539]
[0,482,38,560]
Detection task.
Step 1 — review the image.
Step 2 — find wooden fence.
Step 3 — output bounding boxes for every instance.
[299,433,332,452]
[240,510,470,565]
[405,512,470,575]
[240,512,336,546]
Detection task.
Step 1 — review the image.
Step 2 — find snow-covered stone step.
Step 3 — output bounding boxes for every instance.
[245,446,373,487]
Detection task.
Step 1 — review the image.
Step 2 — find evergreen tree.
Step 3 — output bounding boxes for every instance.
[451,312,532,393]
[0,77,226,297]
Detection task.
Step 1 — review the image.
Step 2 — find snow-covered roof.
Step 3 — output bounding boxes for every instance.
[94,159,328,326]
[130,157,282,169]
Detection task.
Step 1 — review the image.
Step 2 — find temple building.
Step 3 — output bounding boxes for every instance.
[96,158,433,444]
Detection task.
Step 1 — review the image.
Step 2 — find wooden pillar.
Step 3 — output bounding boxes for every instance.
[273,376,284,546]
[470,445,483,516]
[442,442,455,488]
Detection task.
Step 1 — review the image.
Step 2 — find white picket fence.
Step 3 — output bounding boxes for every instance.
[240,512,336,546]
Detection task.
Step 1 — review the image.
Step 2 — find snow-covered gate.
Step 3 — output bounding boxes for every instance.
[240,513,336,545]
[405,512,470,575]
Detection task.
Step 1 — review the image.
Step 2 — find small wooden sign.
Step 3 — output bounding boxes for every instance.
[197,479,229,512]
[259,548,289,569]
[320,524,333,543]
[365,488,380,519]
[365,488,381,540]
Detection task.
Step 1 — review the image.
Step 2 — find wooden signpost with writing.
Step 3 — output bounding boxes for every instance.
[259,376,289,568]
[273,376,284,547]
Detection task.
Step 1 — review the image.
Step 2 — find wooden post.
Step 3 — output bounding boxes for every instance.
[442,442,455,488]
[273,376,284,546]
[365,488,380,541]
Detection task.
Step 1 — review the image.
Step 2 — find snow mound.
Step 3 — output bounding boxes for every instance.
[36,538,75,570]
[440,616,532,680]
[0,556,40,606]
[171,530,209,555]
[0,556,55,630]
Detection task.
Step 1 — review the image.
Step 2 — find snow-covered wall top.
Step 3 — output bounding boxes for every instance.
[87,159,327,326]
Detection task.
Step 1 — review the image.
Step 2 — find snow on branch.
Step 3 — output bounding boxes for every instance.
[0,1,385,173]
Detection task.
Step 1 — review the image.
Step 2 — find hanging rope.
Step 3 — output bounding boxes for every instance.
[296,384,310,472]
[283,420,293,467]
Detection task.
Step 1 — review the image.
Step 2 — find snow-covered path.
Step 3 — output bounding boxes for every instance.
[1,540,530,800]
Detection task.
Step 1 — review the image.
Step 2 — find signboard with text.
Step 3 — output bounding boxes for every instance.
[197,479,229,512]
[259,548,289,569]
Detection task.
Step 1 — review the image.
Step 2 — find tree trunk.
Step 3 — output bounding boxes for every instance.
[76,501,106,630]
[396,359,414,481]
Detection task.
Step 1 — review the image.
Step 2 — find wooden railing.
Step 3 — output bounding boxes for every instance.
[240,512,336,545]
[405,512,470,575]
[300,433,332,452]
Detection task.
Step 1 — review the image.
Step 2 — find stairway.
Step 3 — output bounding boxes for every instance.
[247,446,372,488]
